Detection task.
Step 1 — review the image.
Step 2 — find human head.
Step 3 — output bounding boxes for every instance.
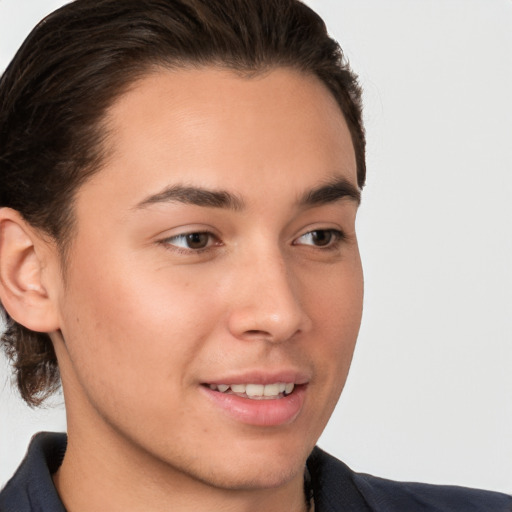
[0,0,365,407]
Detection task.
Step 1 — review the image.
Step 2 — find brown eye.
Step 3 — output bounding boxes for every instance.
[310,230,333,246]
[163,232,215,251]
[294,229,344,248]
[185,232,210,249]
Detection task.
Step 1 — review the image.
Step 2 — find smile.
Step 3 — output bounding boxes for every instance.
[207,382,295,399]
[202,381,307,426]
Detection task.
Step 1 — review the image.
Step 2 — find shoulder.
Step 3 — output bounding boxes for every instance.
[0,432,67,512]
[307,447,512,512]
[351,468,512,512]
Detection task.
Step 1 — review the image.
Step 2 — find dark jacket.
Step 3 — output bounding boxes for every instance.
[1,432,511,511]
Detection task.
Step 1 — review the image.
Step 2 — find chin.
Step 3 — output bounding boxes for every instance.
[198,458,304,492]
[185,439,312,491]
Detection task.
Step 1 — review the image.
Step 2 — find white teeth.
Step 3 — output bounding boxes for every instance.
[209,382,296,398]
[263,383,280,396]
[245,384,264,397]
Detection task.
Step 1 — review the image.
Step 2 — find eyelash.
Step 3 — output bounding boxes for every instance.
[293,229,346,249]
[160,228,346,255]
[159,232,220,255]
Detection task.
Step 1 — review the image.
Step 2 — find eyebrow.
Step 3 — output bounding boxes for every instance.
[299,177,361,207]
[135,184,245,211]
[134,176,360,211]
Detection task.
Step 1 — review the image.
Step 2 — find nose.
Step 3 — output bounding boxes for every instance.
[226,248,312,344]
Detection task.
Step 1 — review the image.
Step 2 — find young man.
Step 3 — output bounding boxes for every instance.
[0,1,510,511]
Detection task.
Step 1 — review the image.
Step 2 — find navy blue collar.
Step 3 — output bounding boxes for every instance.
[3,432,510,512]
[0,432,67,512]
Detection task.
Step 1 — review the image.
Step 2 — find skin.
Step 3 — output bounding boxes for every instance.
[6,67,364,511]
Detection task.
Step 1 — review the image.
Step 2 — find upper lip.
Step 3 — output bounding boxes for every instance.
[202,369,311,386]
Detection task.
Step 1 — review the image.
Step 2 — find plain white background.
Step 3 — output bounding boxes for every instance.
[1,0,511,494]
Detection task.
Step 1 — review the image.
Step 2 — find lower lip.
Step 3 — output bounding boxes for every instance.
[201,385,307,427]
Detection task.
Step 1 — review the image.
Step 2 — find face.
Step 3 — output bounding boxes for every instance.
[50,67,363,491]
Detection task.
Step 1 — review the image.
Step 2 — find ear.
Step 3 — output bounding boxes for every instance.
[0,208,60,333]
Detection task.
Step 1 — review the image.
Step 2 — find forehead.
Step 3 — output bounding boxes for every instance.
[78,66,357,213]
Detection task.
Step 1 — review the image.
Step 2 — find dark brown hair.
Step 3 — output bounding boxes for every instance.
[0,0,365,406]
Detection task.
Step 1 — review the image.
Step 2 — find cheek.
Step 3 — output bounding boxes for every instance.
[305,252,363,335]
[303,256,363,388]
[57,251,222,403]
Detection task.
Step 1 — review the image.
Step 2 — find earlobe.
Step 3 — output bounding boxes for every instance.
[0,208,60,333]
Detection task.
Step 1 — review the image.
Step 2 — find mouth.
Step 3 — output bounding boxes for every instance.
[205,382,296,400]
[201,379,307,426]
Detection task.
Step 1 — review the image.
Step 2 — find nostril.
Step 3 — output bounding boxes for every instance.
[245,329,269,336]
